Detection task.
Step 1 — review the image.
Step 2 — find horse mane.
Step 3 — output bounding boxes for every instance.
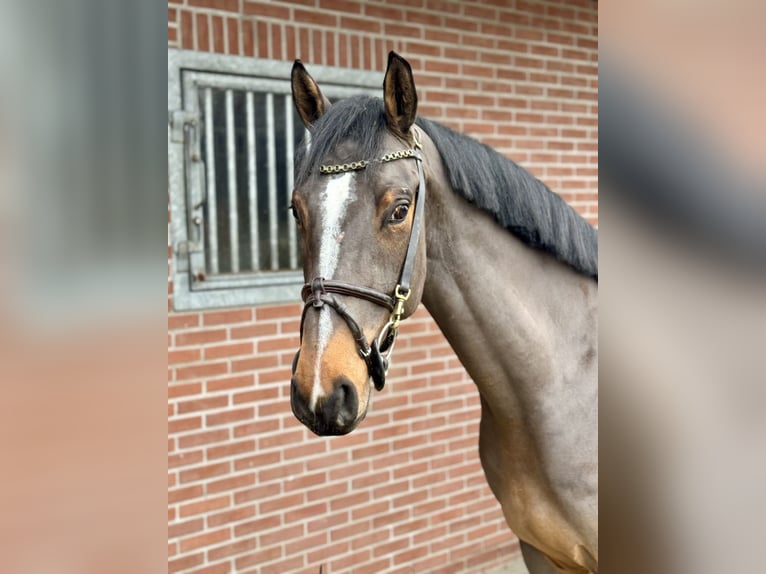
[416,117,598,280]
[295,96,598,280]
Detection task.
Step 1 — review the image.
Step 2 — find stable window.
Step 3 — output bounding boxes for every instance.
[168,50,380,310]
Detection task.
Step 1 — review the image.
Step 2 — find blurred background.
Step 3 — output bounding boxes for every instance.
[0,1,167,573]
[600,1,766,572]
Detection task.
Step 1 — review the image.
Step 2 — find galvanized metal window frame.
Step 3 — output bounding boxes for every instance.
[168,49,381,310]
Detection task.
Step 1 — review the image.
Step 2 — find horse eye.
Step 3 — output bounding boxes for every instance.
[389,203,410,223]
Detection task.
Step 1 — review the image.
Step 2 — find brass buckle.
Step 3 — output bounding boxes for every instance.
[390,285,411,331]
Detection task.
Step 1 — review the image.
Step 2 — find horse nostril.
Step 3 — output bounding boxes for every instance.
[290,378,310,421]
[324,377,358,429]
[337,379,358,422]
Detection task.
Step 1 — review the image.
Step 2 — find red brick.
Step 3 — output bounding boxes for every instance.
[384,23,422,39]
[256,19,268,58]
[257,399,291,417]
[242,19,254,56]
[188,0,238,11]
[206,407,254,427]
[212,15,225,53]
[168,517,204,539]
[203,342,253,360]
[177,395,228,414]
[208,439,255,459]
[169,552,204,573]
[258,462,304,482]
[320,0,360,13]
[257,336,298,353]
[262,555,304,573]
[235,545,282,570]
[203,309,252,326]
[180,495,230,518]
[282,470,327,491]
[169,449,203,470]
[365,4,403,20]
[373,536,408,558]
[233,450,280,471]
[169,484,203,504]
[244,1,290,19]
[179,527,230,552]
[284,502,328,525]
[168,382,202,399]
[232,417,280,437]
[178,428,229,449]
[233,387,280,407]
[175,329,226,347]
[206,472,255,495]
[231,354,279,372]
[208,504,257,528]
[196,13,210,52]
[187,562,231,574]
[329,490,369,512]
[208,536,257,561]
[271,23,283,60]
[424,61,459,76]
[228,17,239,54]
[206,373,254,392]
[331,549,372,572]
[308,540,351,564]
[444,16,477,31]
[394,545,429,565]
[168,313,199,330]
[180,11,193,50]
[179,461,231,483]
[233,482,280,505]
[306,481,348,503]
[408,8,443,26]
[259,523,304,548]
[255,304,302,322]
[330,519,372,542]
[168,349,202,365]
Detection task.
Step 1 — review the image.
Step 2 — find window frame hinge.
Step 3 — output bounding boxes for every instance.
[169,110,200,144]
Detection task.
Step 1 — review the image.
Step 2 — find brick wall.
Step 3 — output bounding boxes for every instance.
[168,1,598,573]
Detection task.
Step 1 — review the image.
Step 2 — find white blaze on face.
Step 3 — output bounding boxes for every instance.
[309,172,355,412]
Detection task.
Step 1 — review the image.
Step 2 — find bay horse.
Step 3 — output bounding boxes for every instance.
[289,52,598,573]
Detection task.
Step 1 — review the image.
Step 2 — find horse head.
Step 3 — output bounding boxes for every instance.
[289,53,428,435]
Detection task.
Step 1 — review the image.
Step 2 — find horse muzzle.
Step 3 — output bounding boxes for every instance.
[290,372,366,436]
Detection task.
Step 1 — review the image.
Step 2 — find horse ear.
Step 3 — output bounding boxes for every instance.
[291,60,331,129]
[383,51,418,138]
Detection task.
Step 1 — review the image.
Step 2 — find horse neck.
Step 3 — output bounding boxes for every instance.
[420,158,598,417]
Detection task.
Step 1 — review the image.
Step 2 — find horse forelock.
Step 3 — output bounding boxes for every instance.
[295,96,388,188]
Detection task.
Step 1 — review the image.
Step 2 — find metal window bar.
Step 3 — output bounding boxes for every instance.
[246,91,259,271]
[225,89,239,273]
[265,93,279,271]
[203,87,219,274]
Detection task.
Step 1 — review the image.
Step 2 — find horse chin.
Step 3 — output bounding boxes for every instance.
[318,408,368,437]
[301,407,368,437]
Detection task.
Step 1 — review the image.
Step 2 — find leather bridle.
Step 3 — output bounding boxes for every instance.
[292,136,426,392]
